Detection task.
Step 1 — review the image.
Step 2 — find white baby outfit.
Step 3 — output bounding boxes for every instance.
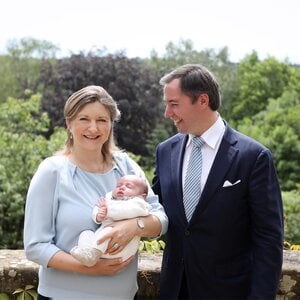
[71,191,151,266]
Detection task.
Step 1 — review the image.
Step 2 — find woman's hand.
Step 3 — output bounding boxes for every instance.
[97,219,138,255]
[48,250,134,275]
[88,256,134,275]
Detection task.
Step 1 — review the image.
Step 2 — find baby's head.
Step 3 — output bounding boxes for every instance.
[112,175,148,200]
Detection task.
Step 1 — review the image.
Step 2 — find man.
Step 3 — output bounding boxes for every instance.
[152,64,284,299]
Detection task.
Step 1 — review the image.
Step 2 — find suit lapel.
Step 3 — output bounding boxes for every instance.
[170,134,189,222]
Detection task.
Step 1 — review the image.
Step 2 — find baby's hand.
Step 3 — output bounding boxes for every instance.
[96,197,106,208]
[96,198,108,223]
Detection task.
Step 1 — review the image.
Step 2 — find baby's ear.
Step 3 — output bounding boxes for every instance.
[142,192,147,199]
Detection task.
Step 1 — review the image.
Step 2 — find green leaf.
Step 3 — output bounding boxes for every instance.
[13,288,24,294]
[158,240,166,249]
[24,293,33,300]
[27,289,38,299]
[139,241,145,251]
[0,293,10,300]
[16,293,25,300]
[144,241,153,253]
[150,240,160,253]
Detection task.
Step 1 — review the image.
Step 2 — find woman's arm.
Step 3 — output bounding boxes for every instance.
[48,250,133,275]
[24,157,132,274]
[24,158,61,267]
[96,215,162,256]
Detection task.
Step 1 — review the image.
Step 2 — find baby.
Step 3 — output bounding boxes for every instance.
[71,174,151,267]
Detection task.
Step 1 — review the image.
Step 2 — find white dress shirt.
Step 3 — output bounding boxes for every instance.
[182,115,225,191]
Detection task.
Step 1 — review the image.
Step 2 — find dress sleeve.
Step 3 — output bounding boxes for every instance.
[23,157,61,268]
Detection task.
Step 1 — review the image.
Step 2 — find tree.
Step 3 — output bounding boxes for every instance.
[148,39,230,71]
[0,37,59,101]
[38,53,163,157]
[0,91,64,248]
[0,55,20,101]
[282,189,300,244]
[231,52,292,121]
[237,90,300,190]
[144,120,176,172]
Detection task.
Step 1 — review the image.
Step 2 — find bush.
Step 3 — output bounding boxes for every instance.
[0,92,65,249]
[282,189,300,244]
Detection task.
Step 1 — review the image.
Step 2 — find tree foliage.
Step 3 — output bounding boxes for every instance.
[237,90,300,190]
[0,55,19,102]
[0,37,300,248]
[38,53,163,156]
[282,189,300,244]
[0,38,59,101]
[230,52,292,121]
[148,39,230,71]
[0,92,64,248]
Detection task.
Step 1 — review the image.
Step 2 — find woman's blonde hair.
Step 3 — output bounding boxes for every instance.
[61,85,121,162]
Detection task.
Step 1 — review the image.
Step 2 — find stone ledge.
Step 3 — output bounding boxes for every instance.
[0,250,300,298]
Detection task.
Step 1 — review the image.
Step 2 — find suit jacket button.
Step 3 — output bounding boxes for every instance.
[185,230,190,236]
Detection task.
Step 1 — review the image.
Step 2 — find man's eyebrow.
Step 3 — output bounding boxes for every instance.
[164,99,178,103]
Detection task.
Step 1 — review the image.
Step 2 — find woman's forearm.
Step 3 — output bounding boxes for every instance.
[137,214,162,238]
[48,250,133,275]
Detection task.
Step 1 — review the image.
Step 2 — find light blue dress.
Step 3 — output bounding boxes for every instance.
[24,153,168,299]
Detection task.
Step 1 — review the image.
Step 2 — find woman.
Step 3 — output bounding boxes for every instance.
[24,85,168,299]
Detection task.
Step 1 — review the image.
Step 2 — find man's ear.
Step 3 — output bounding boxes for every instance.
[198,93,209,106]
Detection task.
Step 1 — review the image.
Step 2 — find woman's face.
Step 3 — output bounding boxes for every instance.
[67,101,112,152]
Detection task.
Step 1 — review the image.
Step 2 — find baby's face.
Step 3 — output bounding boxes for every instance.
[113,177,143,199]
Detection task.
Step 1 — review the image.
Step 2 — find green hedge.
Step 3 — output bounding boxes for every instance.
[282,189,300,244]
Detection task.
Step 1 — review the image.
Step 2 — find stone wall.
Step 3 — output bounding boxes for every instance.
[0,250,299,299]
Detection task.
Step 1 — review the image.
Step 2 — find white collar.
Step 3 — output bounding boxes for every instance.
[186,115,225,149]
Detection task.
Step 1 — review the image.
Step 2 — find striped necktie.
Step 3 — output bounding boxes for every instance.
[183,136,205,221]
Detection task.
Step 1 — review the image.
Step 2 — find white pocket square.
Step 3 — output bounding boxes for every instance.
[222,179,241,187]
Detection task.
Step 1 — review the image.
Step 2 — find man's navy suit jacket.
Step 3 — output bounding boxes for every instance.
[152,122,284,299]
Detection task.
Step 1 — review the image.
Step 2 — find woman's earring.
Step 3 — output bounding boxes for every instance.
[68,129,73,140]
